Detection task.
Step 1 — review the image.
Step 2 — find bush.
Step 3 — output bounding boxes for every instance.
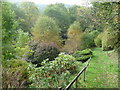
[53,53,77,73]
[82,30,100,49]
[75,55,92,62]
[102,27,118,51]
[94,38,102,47]
[73,48,92,56]
[29,53,80,88]
[73,48,93,62]
[15,30,30,47]
[28,42,60,65]
[14,45,33,60]
[94,33,103,47]
[2,59,34,88]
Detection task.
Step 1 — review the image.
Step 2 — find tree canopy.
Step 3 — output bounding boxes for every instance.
[44,3,70,39]
[2,2,18,59]
[64,21,83,53]
[32,16,62,47]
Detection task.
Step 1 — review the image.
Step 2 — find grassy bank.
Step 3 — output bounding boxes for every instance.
[72,48,118,88]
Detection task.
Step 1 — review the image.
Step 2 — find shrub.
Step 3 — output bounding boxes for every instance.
[15,30,30,47]
[82,30,100,49]
[73,48,93,62]
[3,68,26,88]
[73,48,92,56]
[14,45,33,60]
[7,30,32,60]
[75,55,92,62]
[28,42,60,65]
[29,53,80,88]
[53,53,77,73]
[94,33,103,47]
[94,37,102,47]
[102,27,118,51]
[2,59,34,88]
[82,33,93,49]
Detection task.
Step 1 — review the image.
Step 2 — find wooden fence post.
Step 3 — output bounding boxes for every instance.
[58,87,62,90]
[76,78,77,88]
[64,58,91,90]
[84,69,86,81]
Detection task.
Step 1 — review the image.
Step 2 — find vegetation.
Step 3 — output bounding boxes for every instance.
[32,16,62,47]
[73,49,93,62]
[95,32,103,47]
[28,42,60,66]
[2,2,18,60]
[2,59,34,88]
[2,1,119,89]
[44,3,70,39]
[75,48,118,88]
[64,21,83,53]
[102,26,118,51]
[29,53,80,88]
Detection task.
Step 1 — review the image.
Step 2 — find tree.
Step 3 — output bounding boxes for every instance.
[102,26,118,51]
[44,3,70,39]
[82,30,100,48]
[2,2,18,60]
[0,1,2,61]
[29,16,62,64]
[92,2,119,50]
[13,30,31,60]
[76,6,93,32]
[10,3,27,31]
[19,2,40,33]
[68,5,80,24]
[64,21,83,53]
[94,32,103,47]
[92,2,119,31]
[32,16,62,47]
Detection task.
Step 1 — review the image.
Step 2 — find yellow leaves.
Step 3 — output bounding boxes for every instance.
[64,21,83,53]
[113,17,119,24]
[32,16,62,47]
[68,29,82,38]
[14,45,32,59]
[102,26,118,50]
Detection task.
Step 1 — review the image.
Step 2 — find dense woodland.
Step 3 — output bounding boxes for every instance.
[2,1,120,88]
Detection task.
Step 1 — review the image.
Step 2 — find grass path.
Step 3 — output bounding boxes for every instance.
[76,48,118,88]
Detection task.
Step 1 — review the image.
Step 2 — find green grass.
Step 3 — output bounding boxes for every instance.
[74,48,118,88]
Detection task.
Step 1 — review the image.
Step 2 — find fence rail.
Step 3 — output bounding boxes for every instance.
[63,57,91,90]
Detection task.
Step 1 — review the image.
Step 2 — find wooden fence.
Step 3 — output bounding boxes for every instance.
[60,57,91,90]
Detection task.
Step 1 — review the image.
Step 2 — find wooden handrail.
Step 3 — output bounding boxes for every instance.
[63,57,91,90]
